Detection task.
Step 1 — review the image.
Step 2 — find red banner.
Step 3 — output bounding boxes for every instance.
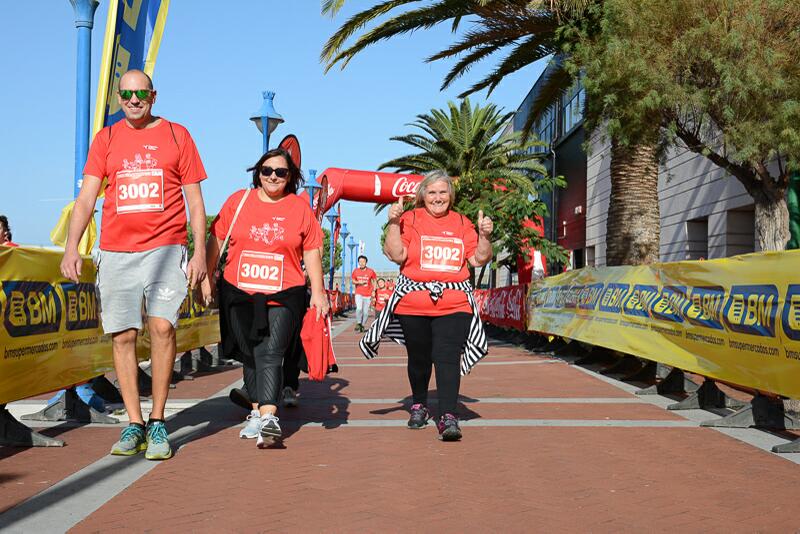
[473,284,528,331]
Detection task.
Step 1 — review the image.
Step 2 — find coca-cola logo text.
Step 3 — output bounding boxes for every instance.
[391,176,421,198]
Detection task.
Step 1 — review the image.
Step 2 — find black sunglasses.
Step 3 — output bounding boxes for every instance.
[118,89,153,101]
[260,166,289,179]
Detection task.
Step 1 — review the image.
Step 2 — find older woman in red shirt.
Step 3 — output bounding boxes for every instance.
[361,170,493,441]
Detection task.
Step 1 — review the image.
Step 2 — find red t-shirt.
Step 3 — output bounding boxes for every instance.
[351,267,377,297]
[211,190,322,296]
[84,119,207,252]
[394,208,478,316]
[1,241,18,247]
[374,287,393,311]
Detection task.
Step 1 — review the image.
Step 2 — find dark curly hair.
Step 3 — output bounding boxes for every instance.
[247,147,304,195]
[0,215,11,241]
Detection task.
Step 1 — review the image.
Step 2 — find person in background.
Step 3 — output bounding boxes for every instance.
[0,215,19,247]
[351,255,376,332]
[372,277,392,316]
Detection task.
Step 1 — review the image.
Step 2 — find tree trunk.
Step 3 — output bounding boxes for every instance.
[752,188,790,252]
[605,140,661,266]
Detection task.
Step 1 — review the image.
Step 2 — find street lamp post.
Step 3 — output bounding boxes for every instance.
[304,169,321,211]
[325,207,339,290]
[249,91,284,154]
[347,236,357,297]
[340,223,350,294]
[70,0,99,198]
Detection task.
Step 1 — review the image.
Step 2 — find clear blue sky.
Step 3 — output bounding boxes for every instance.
[0,1,546,271]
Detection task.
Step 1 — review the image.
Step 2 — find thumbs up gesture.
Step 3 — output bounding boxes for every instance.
[388,196,407,221]
[477,209,493,238]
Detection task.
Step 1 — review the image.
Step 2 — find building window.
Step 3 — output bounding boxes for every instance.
[686,218,708,260]
[560,79,585,134]
[533,105,556,153]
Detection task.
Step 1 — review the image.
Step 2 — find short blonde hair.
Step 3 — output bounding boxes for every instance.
[414,171,456,210]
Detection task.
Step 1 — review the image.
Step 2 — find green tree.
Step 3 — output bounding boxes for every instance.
[379,97,567,269]
[322,227,344,275]
[322,0,664,267]
[186,215,215,258]
[572,0,800,252]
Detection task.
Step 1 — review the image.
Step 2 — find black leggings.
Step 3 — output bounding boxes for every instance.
[396,312,472,415]
[242,306,297,408]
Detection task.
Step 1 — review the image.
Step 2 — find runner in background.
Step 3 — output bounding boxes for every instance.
[60,70,208,460]
[351,255,376,331]
[201,147,328,448]
[372,277,392,316]
[364,170,493,441]
[0,215,19,247]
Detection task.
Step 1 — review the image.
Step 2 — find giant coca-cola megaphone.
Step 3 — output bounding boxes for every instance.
[310,168,424,216]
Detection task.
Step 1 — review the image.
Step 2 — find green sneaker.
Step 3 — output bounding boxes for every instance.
[110,424,146,456]
[145,420,173,460]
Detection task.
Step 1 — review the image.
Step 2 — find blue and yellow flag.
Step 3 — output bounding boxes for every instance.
[92,0,170,135]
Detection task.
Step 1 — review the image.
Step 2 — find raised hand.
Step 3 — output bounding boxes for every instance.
[477,209,493,238]
[388,196,407,221]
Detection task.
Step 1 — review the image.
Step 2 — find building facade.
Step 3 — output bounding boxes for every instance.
[508,62,757,269]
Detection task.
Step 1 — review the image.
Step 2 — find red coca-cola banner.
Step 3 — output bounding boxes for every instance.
[473,284,528,331]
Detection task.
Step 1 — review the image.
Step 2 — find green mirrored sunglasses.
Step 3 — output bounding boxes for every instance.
[118,89,153,101]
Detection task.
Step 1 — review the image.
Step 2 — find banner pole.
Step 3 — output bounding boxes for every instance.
[69,0,99,199]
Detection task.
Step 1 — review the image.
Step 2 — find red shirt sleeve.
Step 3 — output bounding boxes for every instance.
[301,202,323,251]
[399,211,413,247]
[210,190,245,241]
[174,124,207,185]
[83,127,110,178]
[369,269,377,282]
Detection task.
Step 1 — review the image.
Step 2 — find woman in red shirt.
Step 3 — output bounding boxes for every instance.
[202,147,328,447]
[380,171,493,441]
[372,277,393,313]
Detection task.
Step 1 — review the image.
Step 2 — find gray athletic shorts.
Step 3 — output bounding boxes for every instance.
[96,244,188,334]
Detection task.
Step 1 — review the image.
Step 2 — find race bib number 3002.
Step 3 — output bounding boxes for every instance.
[420,236,464,273]
[116,169,165,214]
[237,250,285,293]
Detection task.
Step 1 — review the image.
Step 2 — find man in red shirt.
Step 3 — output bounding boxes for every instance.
[0,215,19,247]
[351,255,377,331]
[61,70,208,460]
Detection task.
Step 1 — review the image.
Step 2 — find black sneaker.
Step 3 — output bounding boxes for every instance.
[407,403,429,429]
[437,414,462,441]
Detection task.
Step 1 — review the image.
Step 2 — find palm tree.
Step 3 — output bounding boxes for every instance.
[379,97,566,274]
[321,0,662,266]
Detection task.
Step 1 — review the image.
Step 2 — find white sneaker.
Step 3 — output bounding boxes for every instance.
[239,410,260,439]
[282,387,298,408]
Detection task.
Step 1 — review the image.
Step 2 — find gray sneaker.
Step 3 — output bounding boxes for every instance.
[110,424,146,456]
[240,410,261,439]
[258,413,282,447]
[282,387,298,408]
[145,421,173,460]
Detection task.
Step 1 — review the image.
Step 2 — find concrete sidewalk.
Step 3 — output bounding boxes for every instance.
[2,315,800,533]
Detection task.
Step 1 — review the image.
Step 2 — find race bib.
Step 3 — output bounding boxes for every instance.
[237,251,285,292]
[420,236,464,273]
[116,169,165,213]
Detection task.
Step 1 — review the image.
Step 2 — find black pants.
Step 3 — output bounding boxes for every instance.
[282,330,302,391]
[242,306,297,408]
[396,312,472,415]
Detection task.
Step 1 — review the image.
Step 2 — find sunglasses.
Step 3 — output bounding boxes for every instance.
[260,166,290,179]
[118,89,153,101]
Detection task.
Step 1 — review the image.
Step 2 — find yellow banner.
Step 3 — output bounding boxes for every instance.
[527,250,800,399]
[0,247,219,405]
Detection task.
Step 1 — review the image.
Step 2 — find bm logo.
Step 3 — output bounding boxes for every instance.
[782,285,800,341]
[722,285,778,337]
[60,282,98,330]
[2,281,62,337]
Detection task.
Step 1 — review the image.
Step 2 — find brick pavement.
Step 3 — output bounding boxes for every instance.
[3,317,800,532]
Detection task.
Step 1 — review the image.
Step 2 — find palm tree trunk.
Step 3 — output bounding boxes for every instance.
[605,140,661,266]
